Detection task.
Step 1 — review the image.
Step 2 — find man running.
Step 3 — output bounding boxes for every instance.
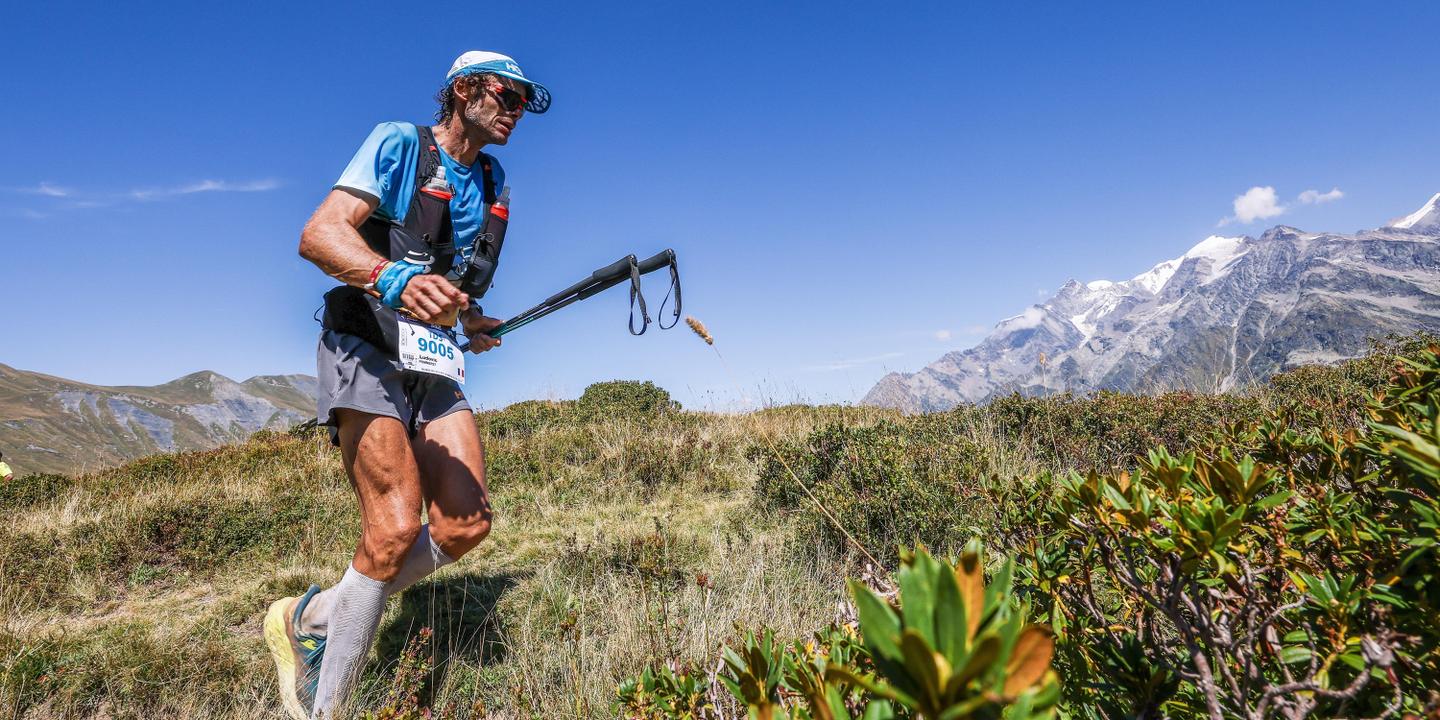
[0,451,12,482]
[265,51,550,719]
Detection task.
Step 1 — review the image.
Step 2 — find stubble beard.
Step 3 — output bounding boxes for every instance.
[462,101,509,147]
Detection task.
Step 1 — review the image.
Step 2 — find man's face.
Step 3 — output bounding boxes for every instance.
[462,76,526,146]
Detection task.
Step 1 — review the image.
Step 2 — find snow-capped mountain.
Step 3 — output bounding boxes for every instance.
[864,194,1440,412]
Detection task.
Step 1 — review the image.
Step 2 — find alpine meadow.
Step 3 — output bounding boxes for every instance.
[6,3,1440,719]
[4,334,1438,718]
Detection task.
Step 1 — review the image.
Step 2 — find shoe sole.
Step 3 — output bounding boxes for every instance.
[264,598,309,720]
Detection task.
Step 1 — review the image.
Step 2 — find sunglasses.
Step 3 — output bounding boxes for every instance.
[485,83,529,113]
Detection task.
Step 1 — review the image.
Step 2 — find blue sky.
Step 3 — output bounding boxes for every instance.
[3,1,1438,410]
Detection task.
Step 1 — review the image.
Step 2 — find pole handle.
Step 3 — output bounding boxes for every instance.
[635,248,675,274]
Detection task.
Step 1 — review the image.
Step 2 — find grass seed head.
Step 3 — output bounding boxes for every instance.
[686,316,714,345]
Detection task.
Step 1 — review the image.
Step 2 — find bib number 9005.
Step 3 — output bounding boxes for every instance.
[396,318,466,385]
[415,337,455,359]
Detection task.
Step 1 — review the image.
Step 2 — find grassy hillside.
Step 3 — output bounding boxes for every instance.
[0,365,314,476]
[1,340,1434,719]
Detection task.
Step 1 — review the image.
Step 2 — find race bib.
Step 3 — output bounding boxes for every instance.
[396,317,466,385]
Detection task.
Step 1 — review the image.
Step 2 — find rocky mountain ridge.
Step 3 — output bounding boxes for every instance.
[864,193,1440,412]
[0,365,315,475]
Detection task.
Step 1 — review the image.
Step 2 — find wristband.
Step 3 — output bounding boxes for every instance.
[374,260,428,309]
[364,261,391,290]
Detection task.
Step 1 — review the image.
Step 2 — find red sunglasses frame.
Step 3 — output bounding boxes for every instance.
[484,82,529,113]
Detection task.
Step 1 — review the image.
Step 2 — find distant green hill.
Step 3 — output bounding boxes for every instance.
[0,364,314,475]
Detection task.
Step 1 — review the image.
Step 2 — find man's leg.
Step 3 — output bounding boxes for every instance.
[310,410,425,719]
[413,409,494,561]
[299,409,492,717]
[328,408,495,604]
[299,409,490,631]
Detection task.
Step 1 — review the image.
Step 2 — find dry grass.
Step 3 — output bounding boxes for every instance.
[0,406,862,719]
[1,345,1406,718]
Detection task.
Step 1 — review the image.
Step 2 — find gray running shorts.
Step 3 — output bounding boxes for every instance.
[316,330,472,445]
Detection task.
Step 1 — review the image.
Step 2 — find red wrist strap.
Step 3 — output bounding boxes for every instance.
[368,261,390,286]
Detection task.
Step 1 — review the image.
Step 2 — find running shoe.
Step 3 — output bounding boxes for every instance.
[265,584,326,720]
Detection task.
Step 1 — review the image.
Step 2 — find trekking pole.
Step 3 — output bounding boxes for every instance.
[490,254,638,338]
[456,249,680,349]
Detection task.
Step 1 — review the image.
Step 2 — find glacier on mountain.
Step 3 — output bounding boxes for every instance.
[864,195,1440,412]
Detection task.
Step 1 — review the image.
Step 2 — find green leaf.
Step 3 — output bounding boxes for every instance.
[850,580,902,664]
[934,555,969,659]
[900,629,943,710]
[898,549,938,646]
[945,634,1000,697]
[861,700,897,720]
[936,693,994,720]
[1254,490,1294,511]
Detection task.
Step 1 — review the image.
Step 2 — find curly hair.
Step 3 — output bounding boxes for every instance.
[438,73,513,123]
[435,73,483,123]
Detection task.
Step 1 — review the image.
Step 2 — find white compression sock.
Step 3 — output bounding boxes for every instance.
[383,524,457,597]
[311,565,387,719]
[299,525,455,636]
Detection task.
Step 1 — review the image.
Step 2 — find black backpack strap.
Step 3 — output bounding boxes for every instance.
[407,125,444,219]
[478,152,497,205]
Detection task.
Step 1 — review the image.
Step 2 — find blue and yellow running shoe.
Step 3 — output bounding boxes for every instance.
[264,584,326,720]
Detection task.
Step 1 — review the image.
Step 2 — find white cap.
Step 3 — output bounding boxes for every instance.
[446,51,551,114]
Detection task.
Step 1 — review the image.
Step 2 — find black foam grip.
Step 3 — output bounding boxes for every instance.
[636,248,675,274]
[592,255,637,281]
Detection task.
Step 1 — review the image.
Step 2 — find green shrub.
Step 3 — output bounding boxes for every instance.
[0,472,73,509]
[0,528,72,606]
[68,494,341,589]
[484,423,603,494]
[486,412,732,497]
[620,544,1059,720]
[616,662,714,719]
[832,543,1059,720]
[752,420,992,563]
[577,380,680,421]
[483,399,575,439]
[1005,346,1440,718]
[982,390,1269,472]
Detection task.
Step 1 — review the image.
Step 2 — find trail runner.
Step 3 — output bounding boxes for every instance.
[265,51,550,719]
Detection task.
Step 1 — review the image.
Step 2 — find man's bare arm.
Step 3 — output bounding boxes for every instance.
[299,188,469,323]
[299,188,387,286]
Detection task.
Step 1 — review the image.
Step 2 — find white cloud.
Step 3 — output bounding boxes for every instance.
[8,178,280,206]
[130,179,280,200]
[1220,185,1346,226]
[804,351,904,372]
[1297,187,1344,205]
[962,324,989,335]
[1227,186,1286,225]
[6,182,71,197]
[933,329,952,341]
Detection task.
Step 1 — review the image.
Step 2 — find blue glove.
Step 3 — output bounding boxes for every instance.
[374,260,429,310]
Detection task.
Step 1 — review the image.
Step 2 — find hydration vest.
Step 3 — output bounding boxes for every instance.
[321,125,498,355]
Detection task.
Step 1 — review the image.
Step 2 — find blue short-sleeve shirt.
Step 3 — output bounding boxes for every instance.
[335,121,506,259]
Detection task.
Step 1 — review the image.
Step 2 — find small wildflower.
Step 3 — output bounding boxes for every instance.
[686,316,713,345]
